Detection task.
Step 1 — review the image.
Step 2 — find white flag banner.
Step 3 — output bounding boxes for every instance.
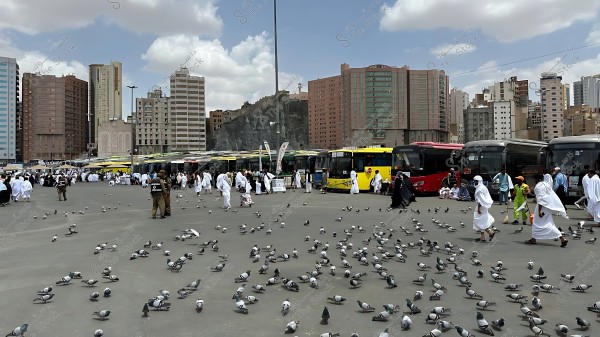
[264,141,272,163]
[259,145,263,171]
[276,142,289,174]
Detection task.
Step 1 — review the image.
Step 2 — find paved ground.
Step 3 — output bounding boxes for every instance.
[1,183,599,337]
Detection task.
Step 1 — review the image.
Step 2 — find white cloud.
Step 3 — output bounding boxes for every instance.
[0,0,222,37]
[430,43,477,56]
[140,33,303,114]
[586,23,600,44]
[381,0,600,42]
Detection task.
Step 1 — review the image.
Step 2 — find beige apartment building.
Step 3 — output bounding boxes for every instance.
[22,73,88,162]
[308,63,449,149]
[89,62,122,147]
[540,72,564,142]
[135,88,171,155]
[169,68,206,151]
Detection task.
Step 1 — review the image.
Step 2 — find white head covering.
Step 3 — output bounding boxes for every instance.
[535,181,567,218]
[473,175,483,181]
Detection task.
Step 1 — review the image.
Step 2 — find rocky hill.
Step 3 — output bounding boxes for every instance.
[208,93,310,151]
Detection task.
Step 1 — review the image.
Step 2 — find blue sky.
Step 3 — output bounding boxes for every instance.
[1,0,600,118]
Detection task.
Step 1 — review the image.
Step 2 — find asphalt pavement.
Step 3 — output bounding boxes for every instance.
[0,183,598,337]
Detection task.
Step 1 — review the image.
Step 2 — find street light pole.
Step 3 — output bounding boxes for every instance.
[127,85,138,175]
[274,0,280,176]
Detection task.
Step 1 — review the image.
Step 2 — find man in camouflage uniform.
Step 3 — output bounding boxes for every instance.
[150,171,166,219]
[160,170,172,216]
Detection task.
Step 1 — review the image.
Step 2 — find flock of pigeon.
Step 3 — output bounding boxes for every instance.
[4,190,600,337]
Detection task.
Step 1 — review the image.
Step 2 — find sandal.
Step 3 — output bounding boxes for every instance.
[525,238,537,244]
[488,232,495,241]
[475,238,486,242]
[561,239,568,247]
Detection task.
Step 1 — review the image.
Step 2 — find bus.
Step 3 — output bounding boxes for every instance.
[547,135,600,197]
[460,139,547,196]
[294,151,319,175]
[326,147,393,192]
[392,142,464,194]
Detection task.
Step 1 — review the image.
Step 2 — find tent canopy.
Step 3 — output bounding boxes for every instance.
[29,164,50,170]
[57,164,76,169]
[83,164,103,169]
[2,165,21,171]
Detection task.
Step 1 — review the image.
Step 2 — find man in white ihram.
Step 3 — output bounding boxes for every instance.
[372,170,383,194]
[216,172,226,197]
[526,174,569,247]
[219,172,232,209]
[350,168,359,194]
[472,175,495,242]
[585,169,600,228]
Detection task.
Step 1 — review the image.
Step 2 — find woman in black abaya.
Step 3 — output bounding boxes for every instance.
[390,172,405,208]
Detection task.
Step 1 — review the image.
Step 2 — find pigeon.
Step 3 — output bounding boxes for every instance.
[532,297,542,310]
[477,312,494,335]
[401,315,412,330]
[491,317,505,330]
[357,300,375,312]
[187,279,201,291]
[585,238,597,244]
[572,284,592,292]
[234,294,248,314]
[5,324,28,337]
[142,303,149,317]
[52,235,57,242]
[555,323,569,334]
[414,290,424,300]
[281,299,290,316]
[81,279,98,287]
[321,307,330,324]
[236,270,251,283]
[520,303,539,318]
[56,272,75,285]
[285,320,299,333]
[90,292,100,301]
[177,288,189,299]
[576,317,590,329]
[92,310,111,320]
[476,300,496,310]
[195,299,204,313]
[327,295,346,304]
[455,326,475,337]
[506,293,527,302]
[561,274,575,283]
[466,287,483,299]
[406,298,421,314]
[33,293,55,303]
[94,329,104,337]
[528,319,550,336]
[37,286,53,294]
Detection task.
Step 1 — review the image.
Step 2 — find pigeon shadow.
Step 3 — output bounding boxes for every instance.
[33,301,52,304]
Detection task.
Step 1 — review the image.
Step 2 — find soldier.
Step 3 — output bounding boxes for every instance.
[55,174,68,201]
[150,172,166,219]
[160,170,172,216]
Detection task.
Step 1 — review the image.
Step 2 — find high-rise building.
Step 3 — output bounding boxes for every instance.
[463,106,494,142]
[22,73,88,162]
[539,72,564,142]
[0,57,18,163]
[573,80,583,106]
[449,88,468,143]
[169,68,206,151]
[15,101,23,162]
[89,62,122,149]
[308,75,342,149]
[308,64,449,149]
[209,109,224,132]
[135,88,171,155]
[492,100,516,140]
[562,83,570,110]
[581,75,600,109]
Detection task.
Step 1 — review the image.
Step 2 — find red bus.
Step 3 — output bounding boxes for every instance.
[391,142,464,194]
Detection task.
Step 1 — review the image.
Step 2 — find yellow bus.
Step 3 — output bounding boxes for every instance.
[326,147,393,192]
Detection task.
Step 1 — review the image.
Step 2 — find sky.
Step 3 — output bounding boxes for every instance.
[1,0,600,119]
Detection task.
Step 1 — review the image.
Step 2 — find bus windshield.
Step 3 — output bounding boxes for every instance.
[463,150,502,175]
[328,157,352,178]
[548,143,600,176]
[392,150,422,172]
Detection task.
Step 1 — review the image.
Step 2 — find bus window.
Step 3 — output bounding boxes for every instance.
[355,156,365,172]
